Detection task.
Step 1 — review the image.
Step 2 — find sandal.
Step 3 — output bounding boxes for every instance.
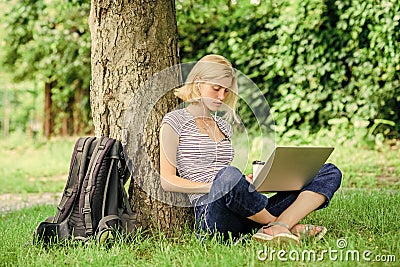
[252,222,300,245]
[291,224,327,241]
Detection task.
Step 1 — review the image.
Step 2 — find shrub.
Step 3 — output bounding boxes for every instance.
[177,0,400,139]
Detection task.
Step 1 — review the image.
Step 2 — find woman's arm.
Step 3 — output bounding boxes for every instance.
[159,124,212,193]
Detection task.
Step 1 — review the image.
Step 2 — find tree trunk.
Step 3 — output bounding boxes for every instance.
[73,86,93,135]
[44,82,53,139]
[3,91,10,139]
[89,0,193,233]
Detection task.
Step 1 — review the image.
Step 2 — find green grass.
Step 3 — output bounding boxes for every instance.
[0,190,398,266]
[0,133,76,193]
[0,134,399,266]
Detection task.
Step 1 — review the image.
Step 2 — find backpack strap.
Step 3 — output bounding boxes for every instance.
[115,141,134,215]
[101,140,121,218]
[118,143,132,187]
[108,140,134,216]
[82,137,115,236]
[120,178,134,215]
[54,137,95,222]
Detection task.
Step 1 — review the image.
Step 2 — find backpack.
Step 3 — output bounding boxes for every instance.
[33,136,137,245]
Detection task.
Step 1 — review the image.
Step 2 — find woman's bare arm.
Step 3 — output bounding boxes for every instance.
[159,124,212,193]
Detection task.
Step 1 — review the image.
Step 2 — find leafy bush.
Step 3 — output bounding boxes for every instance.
[1,0,92,135]
[176,0,400,139]
[1,0,398,139]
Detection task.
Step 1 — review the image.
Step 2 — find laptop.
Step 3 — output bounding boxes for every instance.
[252,146,334,192]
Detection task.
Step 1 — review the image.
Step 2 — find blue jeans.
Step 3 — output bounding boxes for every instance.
[194,163,342,240]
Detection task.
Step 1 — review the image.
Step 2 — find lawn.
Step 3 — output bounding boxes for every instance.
[0,133,76,194]
[0,134,399,266]
[0,190,398,266]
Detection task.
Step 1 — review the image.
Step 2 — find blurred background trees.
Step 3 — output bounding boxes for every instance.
[1,0,399,142]
[1,0,92,138]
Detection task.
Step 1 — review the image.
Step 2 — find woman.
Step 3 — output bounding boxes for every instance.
[159,54,342,244]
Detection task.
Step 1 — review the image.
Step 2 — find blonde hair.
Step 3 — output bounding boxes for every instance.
[175,54,239,122]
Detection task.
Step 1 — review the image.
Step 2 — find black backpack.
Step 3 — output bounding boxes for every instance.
[33,136,136,244]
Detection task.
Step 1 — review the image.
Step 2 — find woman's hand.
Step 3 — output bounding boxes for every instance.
[246,173,253,183]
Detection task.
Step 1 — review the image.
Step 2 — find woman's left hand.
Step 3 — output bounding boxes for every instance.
[246,174,253,183]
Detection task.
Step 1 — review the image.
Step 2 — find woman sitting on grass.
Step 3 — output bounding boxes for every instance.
[159,54,342,244]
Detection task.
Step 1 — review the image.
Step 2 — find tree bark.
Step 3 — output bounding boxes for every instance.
[44,82,53,139]
[89,0,193,233]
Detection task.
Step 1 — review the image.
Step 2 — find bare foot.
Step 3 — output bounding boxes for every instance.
[291,224,326,238]
[263,224,291,236]
[253,222,300,244]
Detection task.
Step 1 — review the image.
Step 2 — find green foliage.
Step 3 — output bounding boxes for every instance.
[0,71,40,135]
[1,0,398,139]
[1,0,92,135]
[3,0,91,85]
[176,0,400,139]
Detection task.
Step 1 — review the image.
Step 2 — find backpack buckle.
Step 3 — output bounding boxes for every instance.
[57,205,65,213]
[64,189,73,197]
[81,208,91,214]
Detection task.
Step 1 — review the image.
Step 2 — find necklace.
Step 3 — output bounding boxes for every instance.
[194,115,225,142]
[198,117,215,132]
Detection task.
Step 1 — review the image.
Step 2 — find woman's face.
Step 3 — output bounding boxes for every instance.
[198,82,230,111]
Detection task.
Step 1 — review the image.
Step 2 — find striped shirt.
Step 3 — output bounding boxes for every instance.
[161,108,234,203]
